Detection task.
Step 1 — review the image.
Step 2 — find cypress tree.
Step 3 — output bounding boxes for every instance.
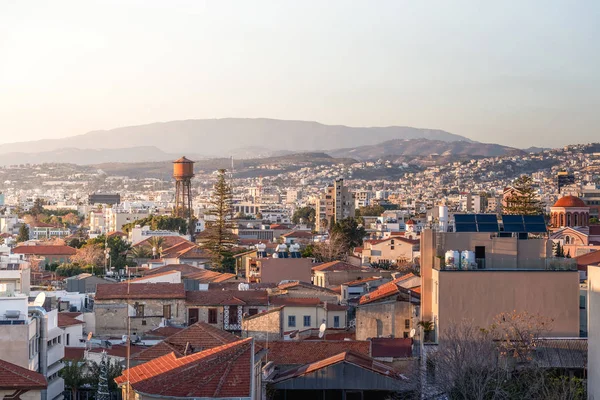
[96,351,110,400]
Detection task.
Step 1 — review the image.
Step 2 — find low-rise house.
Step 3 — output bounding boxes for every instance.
[361,236,420,265]
[273,280,339,303]
[242,306,284,341]
[356,275,421,341]
[269,297,348,333]
[280,230,314,245]
[246,257,314,284]
[58,313,85,348]
[185,289,269,332]
[116,338,262,400]
[94,283,187,335]
[28,221,71,241]
[12,244,76,265]
[340,276,389,304]
[0,359,47,400]
[312,260,392,287]
[128,270,181,284]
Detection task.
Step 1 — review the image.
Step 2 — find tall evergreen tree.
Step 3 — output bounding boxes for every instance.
[200,169,237,270]
[503,175,544,215]
[17,224,29,243]
[96,351,110,400]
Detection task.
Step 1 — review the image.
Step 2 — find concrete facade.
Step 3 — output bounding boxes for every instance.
[588,265,600,399]
[356,300,416,341]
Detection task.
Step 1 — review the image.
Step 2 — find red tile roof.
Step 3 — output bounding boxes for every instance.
[343,277,382,286]
[186,290,268,306]
[370,338,413,358]
[269,297,321,307]
[141,264,204,277]
[128,270,180,282]
[273,351,408,383]
[63,347,86,361]
[116,338,253,398]
[89,344,148,358]
[12,245,76,256]
[0,359,47,390]
[147,326,185,338]
[58,313,85,328]
[359,274,416,305]
[132,322,240,362]
[133,236,193,249]
[258,341,370,365]
[186,269,237,283]
[312,261,364,272]
[280,230,314,239]
[575,250,600,268]
[95,283,185,300]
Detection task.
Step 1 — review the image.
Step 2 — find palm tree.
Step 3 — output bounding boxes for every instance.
[128,246,153,261]
[418,320,435,342]
[148,236,165,259]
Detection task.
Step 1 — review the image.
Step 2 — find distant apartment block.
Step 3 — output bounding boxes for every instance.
[315,178,355,233]
[88,193,121,205]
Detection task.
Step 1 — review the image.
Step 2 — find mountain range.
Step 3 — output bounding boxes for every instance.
[0,118,522,165]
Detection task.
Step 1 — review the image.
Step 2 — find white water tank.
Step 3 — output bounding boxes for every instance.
[256,243,267,252]
[439,205,448,232]
[445,250,460,269]
[461,250,476,270]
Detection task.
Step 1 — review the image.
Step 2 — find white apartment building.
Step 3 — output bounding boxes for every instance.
[0,295,65,400]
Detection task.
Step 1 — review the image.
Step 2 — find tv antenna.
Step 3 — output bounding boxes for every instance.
[318,320,327,339]
[409,328,416,338]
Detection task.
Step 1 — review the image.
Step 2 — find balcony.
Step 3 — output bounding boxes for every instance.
[47,343,64,366]
[47,377,65,400]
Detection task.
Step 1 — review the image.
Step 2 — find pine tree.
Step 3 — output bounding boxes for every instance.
[17,224,29,243]
[199,169,237,270]
[503,175,544,215]
[96,351,110,400]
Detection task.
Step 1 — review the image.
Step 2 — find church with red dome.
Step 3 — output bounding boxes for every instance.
[550,195,590,228]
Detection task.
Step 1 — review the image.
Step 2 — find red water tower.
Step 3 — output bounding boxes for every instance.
[173,156,195,236]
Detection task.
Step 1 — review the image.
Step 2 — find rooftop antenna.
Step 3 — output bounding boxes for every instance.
[409,328,416,339]
[33,292,46,308]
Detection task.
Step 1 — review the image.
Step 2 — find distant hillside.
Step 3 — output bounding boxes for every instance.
[91,152,356,179]
[0,118,473,157]
[326,138,524,160]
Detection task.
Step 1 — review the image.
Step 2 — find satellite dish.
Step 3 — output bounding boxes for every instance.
[318,322,327,339]
[409,328,416,338]
[87,331,93,341]
[33,292,46,307]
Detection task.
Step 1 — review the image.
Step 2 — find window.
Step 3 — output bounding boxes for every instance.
[135,304,144,317]
[229,308,238,325]
[288,315,296,327]
[303,315,311,327]
[208,308,218,324]
[565,236,570,244]
[405,319,410,329]
[403,331,409,338]
[66,334,70,346]
[163,305,171,319]
[334,316,340,328]
[248,308,258,316]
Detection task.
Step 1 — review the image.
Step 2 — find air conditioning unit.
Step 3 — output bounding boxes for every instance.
[4,310,20,319]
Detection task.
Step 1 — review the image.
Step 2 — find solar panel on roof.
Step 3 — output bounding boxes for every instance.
[502,215,524,224]
[503,223,525,233]
[478,223,500,232]
[476,214,498,223]
[523,215,545,224]
[524,223,547,233]
[455,214,476,223]
[455,223,478,232]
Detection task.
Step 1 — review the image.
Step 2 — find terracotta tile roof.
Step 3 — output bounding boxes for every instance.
[90,344,148,358]
[141,264,204,277]
[370,338,413,358]
[276,281,338,293]
[116,338,253,398]
[242,306,284,321]
[107,231,127,237]
[575,250,600,268]
[64,347,86,361]
[132,322,240,362]
[12,245,76,256]
[58,313,85,327]
[95,283,185,300]
[343,277,382,286]
[359,274,414,305]
[0,359,47,390]
[128,270,180,282]
[160,242,197,258]
[269,297,321,307]
[133,236,193,249]
[280,230,314,239]
[273,351,408,383]
[312,261,364,272]
[147,326,185,338]
[186,290,268,306]
[176,246,211,260]
[60,312,83,319]
[186,269,237,283]
[259,341,370,366]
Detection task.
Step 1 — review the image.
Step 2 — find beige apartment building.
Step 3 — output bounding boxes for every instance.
[420,229,580,342]
[315,178,355,233]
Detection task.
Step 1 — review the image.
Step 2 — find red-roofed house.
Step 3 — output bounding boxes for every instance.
[12,245,76,265]
[312,261,393,288]
[361,236,420,266]
[0,359,47,398]
[269,297,348,333]
[58,313,85,348]
[94,283,187,335]
[116,338,263,400]
[356,274,420,341]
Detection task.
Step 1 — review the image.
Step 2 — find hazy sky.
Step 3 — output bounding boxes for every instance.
[1,1,599,148]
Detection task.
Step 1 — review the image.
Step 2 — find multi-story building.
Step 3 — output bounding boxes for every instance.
[580,186,600,219]
[315,178,355,233]
[104,206,150,233]
[354,190,372,208]
[0,295,65,400]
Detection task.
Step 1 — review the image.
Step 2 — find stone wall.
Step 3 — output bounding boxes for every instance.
[94,299,185,335]
[356,301,413,341]
[241,308,283,341]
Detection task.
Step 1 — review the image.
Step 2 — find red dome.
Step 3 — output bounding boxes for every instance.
[553,195,587,208]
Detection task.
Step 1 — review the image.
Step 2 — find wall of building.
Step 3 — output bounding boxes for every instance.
[437,270,579,337]
[314,270,393,287]
[588,265,600,399]
[0,390,43,400]
[94,299,185,335]
[241,309,283,341]
[355,301,413,341]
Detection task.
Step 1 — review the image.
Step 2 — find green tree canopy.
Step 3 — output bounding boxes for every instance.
[331,217,366,249]
[121,215,190,235]
[503,175,545,215]
[17,224,30,243]
[292,206,316,225]
[356,204,385,217]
